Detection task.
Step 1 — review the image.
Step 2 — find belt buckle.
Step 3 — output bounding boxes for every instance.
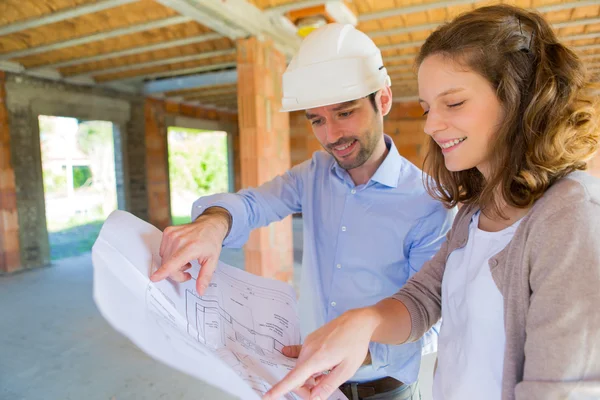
[339,377,405,399]
[338,381,380,399]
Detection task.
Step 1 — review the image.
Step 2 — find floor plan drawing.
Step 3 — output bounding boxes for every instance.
[93,210,348,400]
[154,262,304,398]
[184,266,299,355]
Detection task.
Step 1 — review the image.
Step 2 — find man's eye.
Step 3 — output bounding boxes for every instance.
[339,111,353,118]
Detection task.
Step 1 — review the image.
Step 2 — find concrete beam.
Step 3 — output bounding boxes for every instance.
[380,31,600,53]
[109,61,237,83]
[360,0,479,22]
[263,0,324,14]
[0,16,191,61]
[71,48,236,78]
[156,0,301,57]
[577,43,600,52]
[0,0,139,36]
[143,69,238,94]
[562,32,600,42]
[0,60,98,85]
[360,0,598,22]
[554,17,600,29]
[370,17,600,42]
[30,33,223,71]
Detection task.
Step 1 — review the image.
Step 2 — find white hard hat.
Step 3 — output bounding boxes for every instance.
[280,23,391,112]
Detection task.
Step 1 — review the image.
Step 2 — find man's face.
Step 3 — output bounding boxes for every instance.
[306,96,382,171]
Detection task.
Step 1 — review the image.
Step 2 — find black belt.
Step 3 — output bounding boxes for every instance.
[338,376,405,399]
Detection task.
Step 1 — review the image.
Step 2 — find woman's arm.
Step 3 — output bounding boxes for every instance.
[515,199,600,399]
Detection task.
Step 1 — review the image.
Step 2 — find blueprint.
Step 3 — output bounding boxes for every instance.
[92,210,347,400]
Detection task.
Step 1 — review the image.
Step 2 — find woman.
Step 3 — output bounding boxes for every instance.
[264,4,600,400]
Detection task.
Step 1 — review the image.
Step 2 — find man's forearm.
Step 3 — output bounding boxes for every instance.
[196,206,233,239]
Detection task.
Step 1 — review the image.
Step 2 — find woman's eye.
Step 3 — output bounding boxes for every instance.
[448,101,465,108]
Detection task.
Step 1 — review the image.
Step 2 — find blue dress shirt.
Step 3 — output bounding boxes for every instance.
[192,135,455,384]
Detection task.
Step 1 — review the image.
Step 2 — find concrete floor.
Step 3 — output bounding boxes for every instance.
[0,218,435,400]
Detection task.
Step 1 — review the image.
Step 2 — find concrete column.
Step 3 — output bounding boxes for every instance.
[0,72,22,273]
[125,99,149,222]
[236,36,293,283]
[144,98,171,230]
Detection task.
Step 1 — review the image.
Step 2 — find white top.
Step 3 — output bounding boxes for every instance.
[433,211,521,400]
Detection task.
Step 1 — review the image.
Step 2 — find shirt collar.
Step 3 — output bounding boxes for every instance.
[370,135,403,188]
[330,135,403,188]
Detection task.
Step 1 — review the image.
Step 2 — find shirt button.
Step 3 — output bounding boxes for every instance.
[350,189,356,194]
[336,264,342,269]
[331,301,337,307]
[341,226,347,232]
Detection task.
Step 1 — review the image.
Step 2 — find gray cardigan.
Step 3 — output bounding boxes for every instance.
[392,171,600,400]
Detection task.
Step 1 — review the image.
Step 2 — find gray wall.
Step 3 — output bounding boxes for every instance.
[4,73,148,269]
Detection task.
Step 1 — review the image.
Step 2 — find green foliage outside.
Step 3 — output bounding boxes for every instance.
[172,215,192,226]
[168,127,230,225]
[168,127,229,195]
[73,166,92,188]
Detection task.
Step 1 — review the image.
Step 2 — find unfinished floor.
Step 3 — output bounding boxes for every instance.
[0,218,435,400]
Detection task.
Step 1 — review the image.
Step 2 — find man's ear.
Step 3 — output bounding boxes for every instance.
[378,86,393,117]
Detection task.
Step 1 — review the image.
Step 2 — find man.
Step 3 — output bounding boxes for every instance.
[152,23,454,400]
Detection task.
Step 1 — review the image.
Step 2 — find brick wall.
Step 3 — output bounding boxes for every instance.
[289,111,309,167]
[385,102,428,168]
[0,72,21,274]
[236,36,293,282]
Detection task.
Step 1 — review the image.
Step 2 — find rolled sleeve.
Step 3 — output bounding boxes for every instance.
[190,161,308,248]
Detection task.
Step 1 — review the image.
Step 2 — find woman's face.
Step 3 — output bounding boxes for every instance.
[418,54,505,177]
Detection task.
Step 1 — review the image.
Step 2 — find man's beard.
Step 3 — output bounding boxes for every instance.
[326,130,378,170]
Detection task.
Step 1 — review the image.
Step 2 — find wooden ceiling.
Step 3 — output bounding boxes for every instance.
[1,0,598,111]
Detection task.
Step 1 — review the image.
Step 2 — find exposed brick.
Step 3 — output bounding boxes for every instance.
[144,98,171,230]
[0,71,22,273]
[386,102,425,119]
[236,37,293,281]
